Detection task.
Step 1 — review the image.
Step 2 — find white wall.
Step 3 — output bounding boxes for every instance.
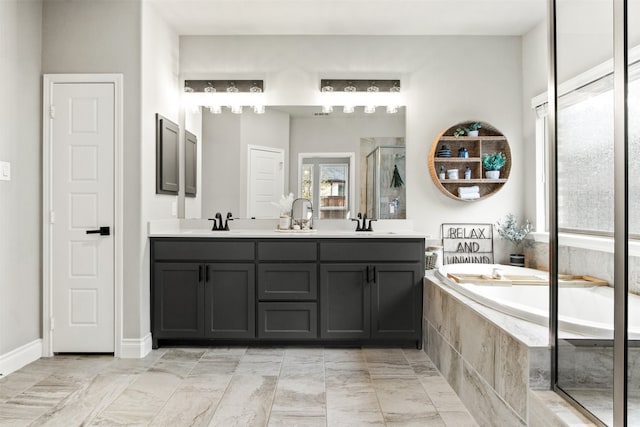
[140,2,180,338]
[181,35,525,245]
[42,0,145,340]
[0,0,42,358]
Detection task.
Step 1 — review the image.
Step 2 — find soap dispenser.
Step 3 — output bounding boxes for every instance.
[438,165,445,180]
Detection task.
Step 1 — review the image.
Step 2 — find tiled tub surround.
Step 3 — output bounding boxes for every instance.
[424,272,553,426]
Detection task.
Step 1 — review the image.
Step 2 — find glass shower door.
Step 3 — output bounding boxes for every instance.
[628,2,640,424]
[554,0,615,424]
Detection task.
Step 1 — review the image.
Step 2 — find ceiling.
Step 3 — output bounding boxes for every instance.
[149,0,547,36]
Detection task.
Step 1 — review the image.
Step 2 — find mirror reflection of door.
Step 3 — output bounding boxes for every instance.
[299,155,353,219]
[247,145,285,218]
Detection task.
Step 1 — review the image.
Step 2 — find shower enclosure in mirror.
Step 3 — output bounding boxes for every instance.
[365,146,406,219]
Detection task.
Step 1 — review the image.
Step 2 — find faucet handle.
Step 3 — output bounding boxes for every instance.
[208,217,218,230]
[351,218,362,231]
[224,212,234,231]
[366,218,377,231]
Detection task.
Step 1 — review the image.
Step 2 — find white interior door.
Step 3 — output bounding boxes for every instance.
[51,82,115,353]
[248,146,285,218]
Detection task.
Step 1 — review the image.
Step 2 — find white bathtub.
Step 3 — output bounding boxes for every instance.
[434,263,640,339]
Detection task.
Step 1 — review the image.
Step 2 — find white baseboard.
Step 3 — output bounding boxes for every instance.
[0,339,42,377]
[119,333,152,359]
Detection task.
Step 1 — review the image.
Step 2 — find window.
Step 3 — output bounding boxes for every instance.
[299,155,353,220]
[535,60,640,236]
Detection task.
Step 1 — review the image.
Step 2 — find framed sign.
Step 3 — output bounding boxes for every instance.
[441,223,494,264]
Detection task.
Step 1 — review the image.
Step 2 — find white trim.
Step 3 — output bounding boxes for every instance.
[119,333,153,359]
[532,44,640,108]
[42,74,124,357]
[531,231,640,257]
[297,152,356,217]
[0,339,42,377]
[534,116,547,233]
[246,144,286,218]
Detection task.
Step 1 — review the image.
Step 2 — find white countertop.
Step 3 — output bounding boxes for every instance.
[148,219,429,239]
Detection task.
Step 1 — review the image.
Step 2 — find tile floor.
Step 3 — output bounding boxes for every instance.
[0,347,478,426]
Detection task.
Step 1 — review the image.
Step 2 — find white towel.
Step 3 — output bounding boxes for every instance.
[459,192,480,200]
[458,186,480,195]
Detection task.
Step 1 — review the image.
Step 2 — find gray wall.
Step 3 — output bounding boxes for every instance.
[0,0,43,355]
[42,0,145,339]
[201,109,290,218]
[201,113,242,216]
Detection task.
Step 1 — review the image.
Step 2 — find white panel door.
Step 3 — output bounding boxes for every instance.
[51,83,114,353]
[248,146,284,218]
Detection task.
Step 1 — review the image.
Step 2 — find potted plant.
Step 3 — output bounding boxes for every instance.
[496,213,532,266]
[482,152,506,179]
[454,122,482,138]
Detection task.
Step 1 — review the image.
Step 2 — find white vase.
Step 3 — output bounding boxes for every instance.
[485,170,500,180]
[466,130,479,137]
[279,216,291,230]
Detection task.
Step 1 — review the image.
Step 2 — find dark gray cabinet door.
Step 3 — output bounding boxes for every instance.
[371,263,422,340]
[258,302,318,339]
[153,262,204,339]
[320,263,370,339]
[204,263,255,339]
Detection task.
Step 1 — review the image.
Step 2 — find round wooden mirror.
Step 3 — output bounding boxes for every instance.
[428,121,511,201]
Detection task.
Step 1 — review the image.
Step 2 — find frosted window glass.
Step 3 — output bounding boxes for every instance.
[556,65,640,235]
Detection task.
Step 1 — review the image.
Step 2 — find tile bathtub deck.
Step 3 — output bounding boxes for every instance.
[0,347,478,427]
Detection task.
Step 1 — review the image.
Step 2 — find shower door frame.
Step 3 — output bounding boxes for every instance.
[548,0,629,425]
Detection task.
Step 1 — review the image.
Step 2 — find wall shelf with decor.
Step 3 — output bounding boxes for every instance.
[428,121,511,201]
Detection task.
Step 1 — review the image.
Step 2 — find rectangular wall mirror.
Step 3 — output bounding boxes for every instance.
[184,106,405,219]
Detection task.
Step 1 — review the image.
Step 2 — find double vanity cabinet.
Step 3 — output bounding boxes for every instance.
[150,234,425,349]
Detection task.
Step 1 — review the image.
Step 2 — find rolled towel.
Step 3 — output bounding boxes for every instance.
[458,185,480,195]
[459,192,480,200]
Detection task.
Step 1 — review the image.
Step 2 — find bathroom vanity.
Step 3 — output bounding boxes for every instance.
[149,229,425,349]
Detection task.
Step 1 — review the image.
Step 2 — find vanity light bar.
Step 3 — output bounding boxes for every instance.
[319,79,400,92]
[183,80,265,114]
[319,79,402,114]
[184,80,264,93]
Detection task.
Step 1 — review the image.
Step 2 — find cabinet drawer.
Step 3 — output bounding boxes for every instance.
[152,239,254,261]
[258,241,317,261]
[258,263,317,300]
[319,240,424,262]
[258,302,318,339]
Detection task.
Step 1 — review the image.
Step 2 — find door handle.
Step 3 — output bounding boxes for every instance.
[86,226,110,236]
